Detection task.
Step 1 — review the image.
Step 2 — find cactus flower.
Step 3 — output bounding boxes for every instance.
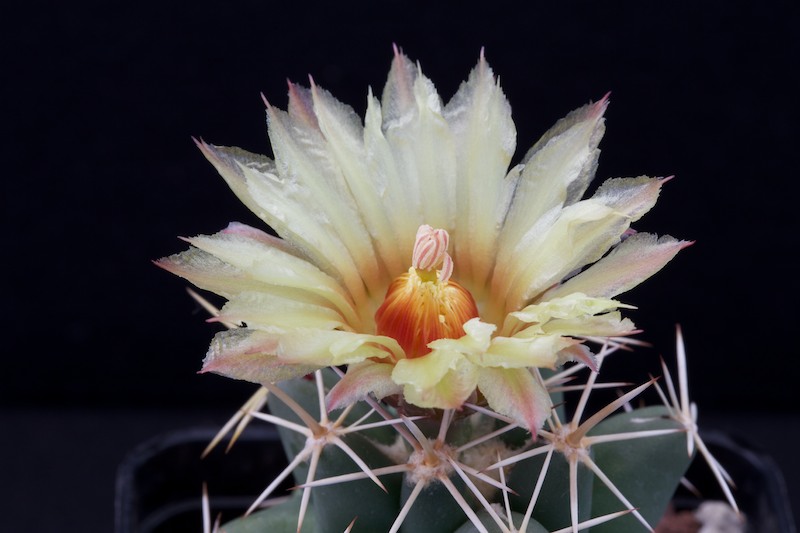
[157,47,688,435]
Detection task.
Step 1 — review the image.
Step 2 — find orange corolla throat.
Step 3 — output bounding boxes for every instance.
[375,225,479,359]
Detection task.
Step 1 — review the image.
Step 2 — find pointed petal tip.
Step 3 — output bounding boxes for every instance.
[325,389,345,412]
[193,136,212,152]
[592,92,611,116]
[260,92,271,109]
[152,257,172,272]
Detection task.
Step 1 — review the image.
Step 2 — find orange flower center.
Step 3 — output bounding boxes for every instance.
[375,225,479,359]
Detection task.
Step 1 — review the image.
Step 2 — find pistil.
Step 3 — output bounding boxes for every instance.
[375,225,478,359]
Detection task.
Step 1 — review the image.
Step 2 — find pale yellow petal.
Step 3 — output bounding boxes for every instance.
[326,361,402,411]
[500,177,670,309]
[196,142,370,308]
[393,351,478,409]
[267,102,381,298]
[392,349,464,390]
[497,200,630,312]
[445,52,516,287]
[310,83,404,275]
[363,90,420,261]
[546,233,691,299]
[381,51,457,234]
[476,335,573,369]
[477,367,551,434]
[510,293,631,325]
[204,327,400,376]
[156,248,267,299]
[201,328,320,384]
[181,226,361,327]
[497,97,607,273]
[427,318,496,355]
[590,176,666,223]
[538,312,636,338]
[216,291,347,331]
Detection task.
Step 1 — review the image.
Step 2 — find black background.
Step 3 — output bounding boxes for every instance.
[3,1,799,531]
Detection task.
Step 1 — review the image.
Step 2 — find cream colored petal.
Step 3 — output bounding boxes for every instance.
[158,246,363,324]
[475,335,574,369]
[326,332,404,365]
[216,291,347,331]
[497,97,607,273]
[193,141,274,233]
[444,52,516,287]
[363,91,420,265]
[392,349,463,390]
[477,367,551,434]
[539,312,637,338]
[500,176,670,311]
[326,361,402,411]
[196,141,372,310]
[545,233,691,299]
[555,344,598,371]
[510,293,631,325]
[182,225,362,328]
[497,200,630,312]
[590,176,666,223]
[156,248,267,299]
[203,327,400,384]
[391,318,494,409]
[267,101,380,299]
[427,318,496,355]
[393,350,479,409]
[310,83,404,275]
[201,328,320,384]
[380,50,457,237]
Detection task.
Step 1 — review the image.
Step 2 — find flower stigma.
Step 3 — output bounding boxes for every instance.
[375,225,479,359]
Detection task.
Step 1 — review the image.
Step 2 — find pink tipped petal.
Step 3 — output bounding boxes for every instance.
[382,47,418,124]
[266,100,382,300]
[163,226,361,326]
[444,52,516,286]
[194,140,279,227]
[195,140,355,291]
[590,176,667,223]
[497,95,608,269]
[202,328,399,385]
[201,329,319,383]
[309,80,405,276]
[547,233,692,299]
[219,221,310,259]
[477,367,551,435]
[286,80,319,130]
[556,344,598,372]
[155,248,266,300]
[326,361,401,411]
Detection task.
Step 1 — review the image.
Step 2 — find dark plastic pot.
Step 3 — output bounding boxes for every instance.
[115,427,795,533]
[115,425,288,533]
[670,430,796,533]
